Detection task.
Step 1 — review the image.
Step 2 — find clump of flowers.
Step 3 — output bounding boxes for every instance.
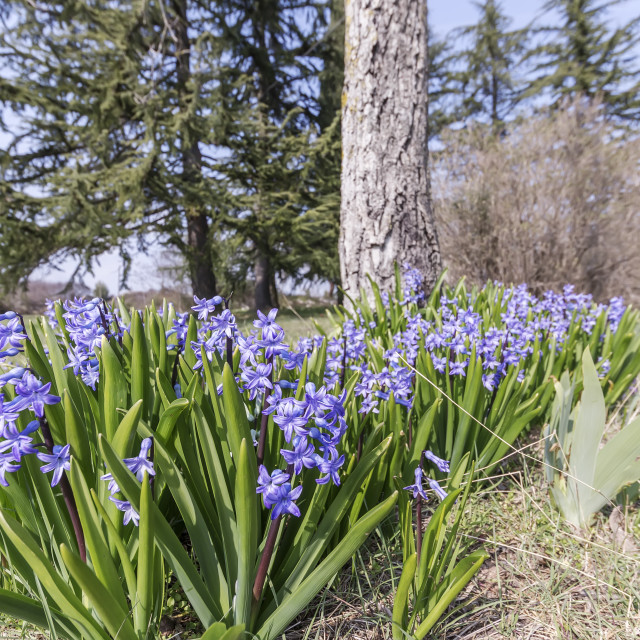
[0,313,68,488]
[186,297,348,522]
[62,297,123,389]
[343,267,629,415]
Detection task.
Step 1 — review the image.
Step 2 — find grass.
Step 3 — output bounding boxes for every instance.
[280,432,640,640]
[234,301,335,343]
[444,462,640,640]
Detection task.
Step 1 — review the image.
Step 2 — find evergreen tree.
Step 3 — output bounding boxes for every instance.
[525,0,640,120]
[317,0,344,133]
[427,24,459,139]
[0,0,340,305]
[203,0,340,308]
[0,0,220,297]
[450,0,526,128]
[309,0,343,296]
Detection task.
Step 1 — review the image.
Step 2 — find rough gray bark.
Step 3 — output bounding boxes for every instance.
[340,0,442,300]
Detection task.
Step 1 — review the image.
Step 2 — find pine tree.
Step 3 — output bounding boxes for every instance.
[0,0,220,296]
[450,0,526,128]
[427,24,459,139]
[525,0,640,120]
[202,0,340,309]
[0,0,340,305]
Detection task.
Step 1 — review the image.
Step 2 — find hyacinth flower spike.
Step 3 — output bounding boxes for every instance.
[405,466,428,564]
[404,451,450,564]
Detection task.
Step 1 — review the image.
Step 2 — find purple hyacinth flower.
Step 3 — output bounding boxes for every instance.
[241,363,273,400]
[0,395,20,434]
[192,295,223,321]
[449,360,467,377]
[109,498,140,526]
[101,438,154,493]
[123,438,155,482]
[37,443,71,487]
[404,466,428,500]
[429,478,448,501]
[270,482,303,520]
[256,465,290,508]
[281,437,317,475]
[12,372,61,418]
[273,400,311,442]
[431,355,447,374]
[253,308,284,341]
[0,453,21,486]
[0,420,39,460]
[424,450,450,473]
[316,451,345,486]
[0,316,27,351]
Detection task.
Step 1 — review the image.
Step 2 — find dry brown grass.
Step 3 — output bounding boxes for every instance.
[2,462,639,639]
[282,442,640,640]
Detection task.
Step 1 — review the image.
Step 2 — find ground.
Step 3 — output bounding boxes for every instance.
[281,451,640,640]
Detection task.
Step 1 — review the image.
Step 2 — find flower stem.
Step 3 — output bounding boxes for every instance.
[340,333,347,389]
[252,514,282,606]
[256,355,274,466]
[39,418,86,562]
[416,493,423,566]
[415,450,426,566]
[149,438,155,501]
[224,293,234,370]
[251,462,294,613]
[171,348,181,387]
[226,336,233,370]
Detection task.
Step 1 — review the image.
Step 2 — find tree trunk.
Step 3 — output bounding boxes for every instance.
[340,0,442,301]
[174,0,217,298]
[269,269,279,309]
[254,253,274,311]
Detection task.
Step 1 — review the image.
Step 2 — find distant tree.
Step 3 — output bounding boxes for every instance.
[433,99,640,300]
[427,24,459,138]
[93,281,110,299]
[525,0,640,120]
[308,0,343,296]
[341,0,442,299]
[203,0,341,309]
[317,0,344,134]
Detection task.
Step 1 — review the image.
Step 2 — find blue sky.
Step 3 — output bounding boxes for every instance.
[430,0,638,36]
[33,0,640,295]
